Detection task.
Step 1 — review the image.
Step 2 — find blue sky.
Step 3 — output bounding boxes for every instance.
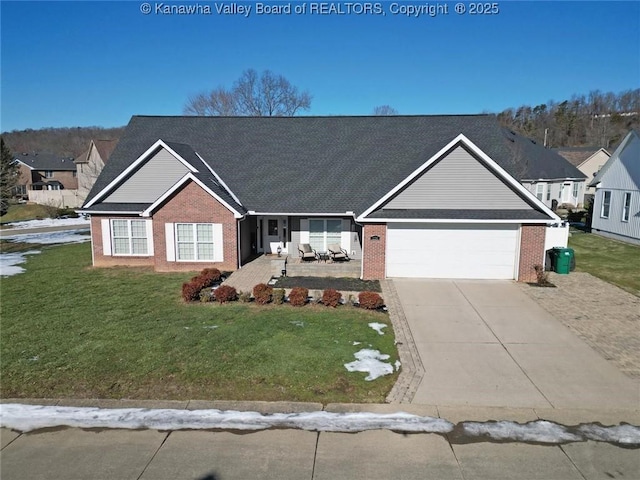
[1,1,639,131]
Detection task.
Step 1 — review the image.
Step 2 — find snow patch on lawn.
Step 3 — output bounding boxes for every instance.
[345,349,394,381]
[3,217,89,230]
[368,322,387,335]
[290,321,304,327]
[1,404,638,446]
[3,229,90,245]
[0,250,41,277]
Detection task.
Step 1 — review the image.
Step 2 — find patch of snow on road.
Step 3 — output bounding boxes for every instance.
[368,322,387,335]
[0,404,453,434]
[0,250,41,277]
[394,360,401,371]
[1,404,638,446]
[578,423,640,445]
[463,420,582,443]
[345,349,394,381]
[4,217,89,230]
[3,229,90,245]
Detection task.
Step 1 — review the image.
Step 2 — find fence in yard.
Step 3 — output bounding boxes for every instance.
[545,222,570,252]
[28,190,84,208]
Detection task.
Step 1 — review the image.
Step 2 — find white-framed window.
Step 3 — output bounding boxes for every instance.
[536,184,545,201]
[546,186,551,201]
[572,183,579,198]
[622,192,632,222]
[601,191,611,218]
[111,219,149,255]
[44,171,54,178]
[176,223,214,261]
[558,184,563,199]
[309,218,342,252]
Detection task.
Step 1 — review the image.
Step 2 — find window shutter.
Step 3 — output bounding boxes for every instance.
[146,219,154,256]
[213,223,224,262]
[101,219,112,256]
[341,219,351,252]
[165,223,175,261]
[300,219,309,243]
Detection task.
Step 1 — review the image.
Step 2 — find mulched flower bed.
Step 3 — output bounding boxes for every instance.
[273,276,381,292]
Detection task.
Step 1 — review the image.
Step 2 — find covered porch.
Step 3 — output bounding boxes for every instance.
[224,253,362,294]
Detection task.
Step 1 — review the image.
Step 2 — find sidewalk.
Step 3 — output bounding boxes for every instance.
[1,400,638,480]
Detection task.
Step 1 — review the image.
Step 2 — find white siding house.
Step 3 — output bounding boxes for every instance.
[589,131,640,245]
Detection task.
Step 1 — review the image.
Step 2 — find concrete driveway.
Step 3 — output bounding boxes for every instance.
[393,279,640,409]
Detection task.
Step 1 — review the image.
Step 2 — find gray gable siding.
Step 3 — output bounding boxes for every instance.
[103,147,190,203]
[384,146,531,210]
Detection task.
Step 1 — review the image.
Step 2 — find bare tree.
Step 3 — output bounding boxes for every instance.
[184,69,311,117]
[372,105,399,116]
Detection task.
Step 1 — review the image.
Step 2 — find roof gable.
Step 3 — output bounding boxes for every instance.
[382,145,531,211]
[358,134,557,222]
[590,130,640,190]
[84,139,197,207]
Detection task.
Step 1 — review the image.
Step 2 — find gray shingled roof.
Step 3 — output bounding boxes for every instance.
[85,115,582,215]
[554,146,608,167]
[14,152,77,171]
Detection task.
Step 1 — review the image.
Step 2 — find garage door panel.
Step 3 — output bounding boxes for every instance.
[386,223,518,279]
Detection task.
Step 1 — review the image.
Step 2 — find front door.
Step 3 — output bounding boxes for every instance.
[262,217,288,254]
[561,182,572,203]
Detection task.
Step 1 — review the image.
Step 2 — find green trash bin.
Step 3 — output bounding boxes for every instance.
[553,247,574,274]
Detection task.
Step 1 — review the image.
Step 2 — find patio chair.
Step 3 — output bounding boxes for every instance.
[298,243,317,262]
[328,244,350,262]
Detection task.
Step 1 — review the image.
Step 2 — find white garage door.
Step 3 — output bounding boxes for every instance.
[386,223,519,279]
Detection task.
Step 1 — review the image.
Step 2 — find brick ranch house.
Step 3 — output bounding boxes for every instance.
[79,115,575,282]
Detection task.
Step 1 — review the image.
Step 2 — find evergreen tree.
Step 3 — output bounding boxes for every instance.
[0,137,19,216]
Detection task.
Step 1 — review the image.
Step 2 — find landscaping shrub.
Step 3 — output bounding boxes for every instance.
[289,287,309,307]
[182,282,201,302]
[322,289,342,307]
[272,288,285,305]
[191,268,222,290]
[213,285,237,304]
[238,291,251,303]
[534,264,551,286]
[253,283,273,305]
[358,291,384,310]
[199,289,213,303]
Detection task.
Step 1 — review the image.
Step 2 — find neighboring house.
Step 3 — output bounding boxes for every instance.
[13,152,81,207]
[80,115,578,283]
[589,130,640,245]
[75,139,118,201]
[516,138,588,210]
[555,147,611,197]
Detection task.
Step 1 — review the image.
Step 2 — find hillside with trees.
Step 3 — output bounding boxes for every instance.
[1,126,124,158]
[497,89,639,149]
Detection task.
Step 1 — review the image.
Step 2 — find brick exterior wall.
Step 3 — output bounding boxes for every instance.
[362,223,387,280]
[90,180,238,272]
[518,224,546,283]
[90,216,154,268]
[152,181,238,272]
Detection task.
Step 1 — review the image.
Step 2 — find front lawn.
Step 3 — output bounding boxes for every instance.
[1,243,398,402]
[569,231,640,297]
